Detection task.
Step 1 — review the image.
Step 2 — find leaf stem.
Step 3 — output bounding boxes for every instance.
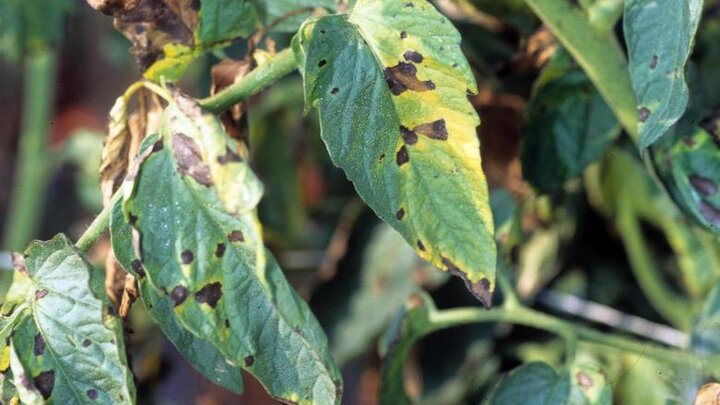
[522,0,639,142]
[198,48,298,113]
[432,304,720,377]
[75,191,122,253]
[3,49,57,251]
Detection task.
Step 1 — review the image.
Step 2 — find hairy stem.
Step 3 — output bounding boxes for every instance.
[616,201,693,331]
[198,48,298,113]
[522,0,639,141]
[3,50,57,251]
[432,304,720,377]
[75,191,122,252]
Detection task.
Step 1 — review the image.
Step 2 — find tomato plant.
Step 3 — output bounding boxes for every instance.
[1,0,720,403]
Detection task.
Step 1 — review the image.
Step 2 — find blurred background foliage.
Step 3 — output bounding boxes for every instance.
[2,0,720,404]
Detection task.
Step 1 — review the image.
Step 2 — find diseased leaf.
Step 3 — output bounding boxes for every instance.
[295,0,496,306]
[624,0,702,148]
[109,199,245,394]
[120,93,341,404]
[522,50,620,193]
[7,235,135,404]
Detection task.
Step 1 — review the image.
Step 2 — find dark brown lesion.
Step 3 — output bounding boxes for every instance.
[415,119,448,140]
[400,126,418,145]
[34,370,55,400]
[396,145,410,166]
[170,285,189,306]
[395,208,405,220]
[217,146,243,164]
[442,257,493,309]
[403,50,424,63]
[228,230,245,242]
[195,282,223,308]
[172,132,213,187]
[384,62,435,96]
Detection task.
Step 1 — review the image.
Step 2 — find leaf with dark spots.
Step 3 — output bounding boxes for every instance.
[172,133,213,187]
[169,286,189,306]
[396,146,409,166]
[638,107,651,123]
[180,250,194,264]
[82,339,92,348]
[395,208,405,220]
[414,119,448,140]
[33,370,54,399]
[400,126,418,145]
[384,62,436,95]
[416,240,425,251]
[87,389,99,400]
[403,50,423,63]
[228,230,244,242]
[195,282,222,308]
[215,243,226,258]
[130,260,145,278]
[244,355,255,367]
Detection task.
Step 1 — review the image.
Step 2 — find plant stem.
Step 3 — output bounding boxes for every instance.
[616,201,692,331]
[522,0,639,142]
[3,49,57,251]
[75,191,122,253]
[432,304,720,377]
[198,48,298,113]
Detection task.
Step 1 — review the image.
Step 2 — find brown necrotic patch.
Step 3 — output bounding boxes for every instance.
[638,107,651,123]
[131,259,145,277]
[395,208,405,220]
[442,257,493,309]
[195,282,223,308]
[215,243,226,258]
[172,133,212,186]
[396,145,410,166]
[34,370,55,400]
[416,240,425,251]
[34,333,45,356]
[384,62,435,95]
[35,289,48,300]
[415,119,448,140]
[181,250,194,264]
[403,50,424,63]
[244,355,255,367]
[83,339,92,348]
[87,389,99,400]
[228,230,244,242]
[170,285,189,306]
[217,146,242,164]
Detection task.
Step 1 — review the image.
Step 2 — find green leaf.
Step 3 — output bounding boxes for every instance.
[295,0,496,306]
[8,235,134,404]
[522,51,620,193]
[197,0,257,44]
[250,0,336,32]
[121,94,341,404]
[489,362,571,405]
[327,223,445,366]
[109,199,245,394]
[624,0,702,148]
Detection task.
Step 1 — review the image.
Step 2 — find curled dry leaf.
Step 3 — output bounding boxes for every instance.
[100,95,131,206]
[210,58,254,142]
[695,383,720,405]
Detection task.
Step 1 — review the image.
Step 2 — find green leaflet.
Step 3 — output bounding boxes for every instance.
[488,361,611,405]
[120,94,341,404]
[197,0,257,45]
[295,0,496,306]
[624,0,702,149]
[522,50,620,193]
[5,235,135,404]
[250,0,336,32]
[109,200,245,394]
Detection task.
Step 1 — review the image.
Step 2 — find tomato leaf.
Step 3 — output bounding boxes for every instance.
[7,235,135,404]
[119,93,342,404]
[624,0,702,148]
[295,0,496,306]
[250,0,336,32]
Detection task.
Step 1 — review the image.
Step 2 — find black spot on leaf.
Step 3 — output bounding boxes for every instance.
[217,146,243,164]
[228,230,244,242]
[384,62,435,95]
[87,389,99,400]
[638,107,651,123]
[82,339,92,347]
[34,333,45,356]
[215,243,226,258]
[396,208,405,220]
[400,126,418,145]
[403,50,424,63]
[131,259,145,277]
[151,140,164,153]
[689,175,718,196]
[225,319,230,328]
[400,31,407,39]
[195,282,222,308]
[244,355,255,367]
[331,87,339,95]
[318,59,327,67]
[170,285,189,306]
[128,213,138,225]
[35,289,48,300]
[181,250,194,264]
[396,145,409,166]
[415,119,448,140]
[416,240,425,251]
[34,370,55,400]
[172,133,212,186]
[650,54,658,69]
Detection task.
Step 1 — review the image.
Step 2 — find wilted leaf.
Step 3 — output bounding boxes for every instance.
[522,50,620,193]
[100,95,132,206]
[624,0,702,148]
[109,201,245,393]
[119,93,341,403]
[295,0,496,306]
[7,235,135,404]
